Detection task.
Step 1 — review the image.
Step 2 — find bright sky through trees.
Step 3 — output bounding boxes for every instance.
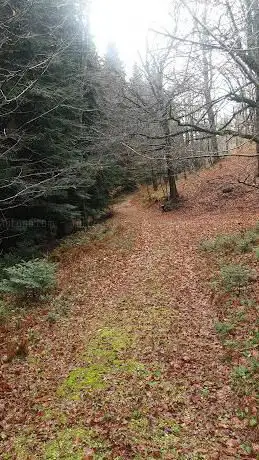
[90,0,171,72]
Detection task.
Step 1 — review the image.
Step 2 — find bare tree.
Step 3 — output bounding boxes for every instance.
[155,0,259,174]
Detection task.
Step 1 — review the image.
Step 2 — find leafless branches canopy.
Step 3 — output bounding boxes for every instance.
[124,0,259,199]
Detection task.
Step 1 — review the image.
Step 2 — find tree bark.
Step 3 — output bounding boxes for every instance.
[162,120,179,201]
[151,163,158,190]
[166,154,179,201]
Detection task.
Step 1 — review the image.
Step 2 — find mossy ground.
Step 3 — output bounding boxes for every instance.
[57,327,146,400]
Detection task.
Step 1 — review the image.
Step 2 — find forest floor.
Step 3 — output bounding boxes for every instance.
[0,154,259,459]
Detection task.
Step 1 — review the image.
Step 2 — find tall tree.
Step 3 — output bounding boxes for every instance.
[0,0,121,252]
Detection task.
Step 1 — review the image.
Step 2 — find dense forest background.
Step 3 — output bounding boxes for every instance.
[0,0,133,259]
[1,0,259,259]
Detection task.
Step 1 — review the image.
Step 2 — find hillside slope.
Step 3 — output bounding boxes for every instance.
[178,154,259,215]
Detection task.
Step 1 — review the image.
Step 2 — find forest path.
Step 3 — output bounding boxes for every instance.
[1,193,258,459]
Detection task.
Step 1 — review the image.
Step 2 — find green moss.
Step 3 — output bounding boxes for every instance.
[43,427,110,459]
[85,327,132,366]
[58,327,146,400]
[88,327,130,355]
[128,415,182,455]
[11,426,110,459]
[13,436,30,459]
[42,408,67,425]
[12,434,37,460]
[57,364,108,399]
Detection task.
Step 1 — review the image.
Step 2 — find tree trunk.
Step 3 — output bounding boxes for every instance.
[151,163,158,191]
[161,119,179,202]
[166,153,179,201]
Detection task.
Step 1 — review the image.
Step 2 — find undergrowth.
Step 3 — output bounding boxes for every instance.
[0,221,120,325]
[57,222,117,250]
[200,224,259,449]
[10,323,187,458]
[0,259,57,298]
[200,225,259,254]
[216,263,256,293]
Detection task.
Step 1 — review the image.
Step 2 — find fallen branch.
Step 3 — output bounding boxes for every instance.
[237,175,259,189]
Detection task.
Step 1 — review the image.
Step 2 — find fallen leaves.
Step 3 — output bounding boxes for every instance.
[1,156,259,458]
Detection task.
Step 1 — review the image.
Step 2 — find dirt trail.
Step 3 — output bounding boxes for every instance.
[1,171,259,458]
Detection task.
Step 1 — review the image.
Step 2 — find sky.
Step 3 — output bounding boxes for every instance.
[90,0,172,73]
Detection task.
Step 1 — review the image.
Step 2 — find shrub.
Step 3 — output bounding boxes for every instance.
[0,259,57,298]
[200,229,258,254]
[215,321,234,336]
[0,253,22,278]
[219,264,255,292]
[236,230,257,253]
[200,234,237,252]
[236,238,253,254]
[254,246,259,260]
[232,365,251,380]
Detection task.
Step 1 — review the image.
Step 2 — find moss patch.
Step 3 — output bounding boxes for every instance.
[86,326,131,363]
[127,415,182,456]
[57,364,108,399]
[43,427,110,459]
[58,327,145,400]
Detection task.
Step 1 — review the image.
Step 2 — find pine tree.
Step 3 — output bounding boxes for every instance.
[0,0,116,252]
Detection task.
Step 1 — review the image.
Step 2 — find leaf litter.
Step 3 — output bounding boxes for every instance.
[0,155,259,459]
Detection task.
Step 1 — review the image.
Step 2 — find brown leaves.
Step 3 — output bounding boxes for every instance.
[1,156,259,457]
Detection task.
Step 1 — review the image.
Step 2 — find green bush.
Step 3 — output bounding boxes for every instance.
[237,230,257,253]
[200,234,237,252]
[254,246,259,260]
[200,229,258,254]
[236,238,253,254]
[215,321,235,336]
[0,259,57,298]
[219,264,255,292]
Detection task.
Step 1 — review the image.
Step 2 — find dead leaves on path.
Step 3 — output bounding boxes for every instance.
[1,156,259,459]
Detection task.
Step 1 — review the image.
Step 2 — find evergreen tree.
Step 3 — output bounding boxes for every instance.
[0,0,119,253]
